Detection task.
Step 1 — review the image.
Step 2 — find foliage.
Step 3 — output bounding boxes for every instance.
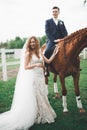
[84,0,86,5]
[0,42,8,48]
[7,36,26,49]
[0,36,46,49]
[38,35,46,47]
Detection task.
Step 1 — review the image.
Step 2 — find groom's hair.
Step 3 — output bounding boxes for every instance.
[52,6,60,11]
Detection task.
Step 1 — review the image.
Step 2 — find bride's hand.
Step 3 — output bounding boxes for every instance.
[52,46,59,57]
[54,38,63,43]
[36,63,43,68]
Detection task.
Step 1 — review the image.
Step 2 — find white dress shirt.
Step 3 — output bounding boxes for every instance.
[53,18,59,25]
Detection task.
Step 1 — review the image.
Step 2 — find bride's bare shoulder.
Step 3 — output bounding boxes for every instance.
[25,51,29,55]
[25,51,29,57]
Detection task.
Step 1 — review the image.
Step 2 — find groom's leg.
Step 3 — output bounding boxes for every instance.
[44,46,56,77]
[44,50,50,77]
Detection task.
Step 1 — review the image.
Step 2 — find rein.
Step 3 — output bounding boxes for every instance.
[63,40,67,59]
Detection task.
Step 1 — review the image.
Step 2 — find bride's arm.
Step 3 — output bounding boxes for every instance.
[41,46,59,64]
[24,52,43,69]
[24,52,35,69]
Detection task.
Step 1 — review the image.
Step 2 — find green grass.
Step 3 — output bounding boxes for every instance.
[0,78,15,112]
[0,59,87,130]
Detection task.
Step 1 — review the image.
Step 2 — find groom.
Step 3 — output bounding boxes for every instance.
[44,6,68,76]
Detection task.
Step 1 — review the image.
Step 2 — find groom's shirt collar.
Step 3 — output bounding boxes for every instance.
[53,17,59,25]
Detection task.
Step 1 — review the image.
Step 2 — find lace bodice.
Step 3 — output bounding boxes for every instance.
[30,54,44,77]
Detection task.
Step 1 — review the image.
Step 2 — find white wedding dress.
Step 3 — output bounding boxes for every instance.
[0,45,56,130]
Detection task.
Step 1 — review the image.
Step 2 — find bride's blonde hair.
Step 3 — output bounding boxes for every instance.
[26,36,40,59]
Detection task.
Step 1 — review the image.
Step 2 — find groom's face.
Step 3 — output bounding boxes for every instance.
[52,8,59,19]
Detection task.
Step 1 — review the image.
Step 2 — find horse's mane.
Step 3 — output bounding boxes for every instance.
[63,28,87,44]
[41,28,87,52]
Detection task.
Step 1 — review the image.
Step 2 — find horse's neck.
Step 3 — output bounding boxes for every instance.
[65,28,87,60]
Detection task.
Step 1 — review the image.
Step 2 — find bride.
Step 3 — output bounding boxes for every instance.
[0,36,59,130]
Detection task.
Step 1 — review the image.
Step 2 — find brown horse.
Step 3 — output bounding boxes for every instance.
[41,28,87,113]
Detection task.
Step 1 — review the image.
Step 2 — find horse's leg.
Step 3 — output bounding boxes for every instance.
[72,72,86,113]
[45,76,49,95]
[59,72,68,113]
[53,74,61,98]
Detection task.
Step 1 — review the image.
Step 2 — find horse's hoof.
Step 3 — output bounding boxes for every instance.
[63,111,69,114]
[63,109,68,114]
[79,108,86,113]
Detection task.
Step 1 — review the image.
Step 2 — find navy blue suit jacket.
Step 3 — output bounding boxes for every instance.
[44,18,68,58]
